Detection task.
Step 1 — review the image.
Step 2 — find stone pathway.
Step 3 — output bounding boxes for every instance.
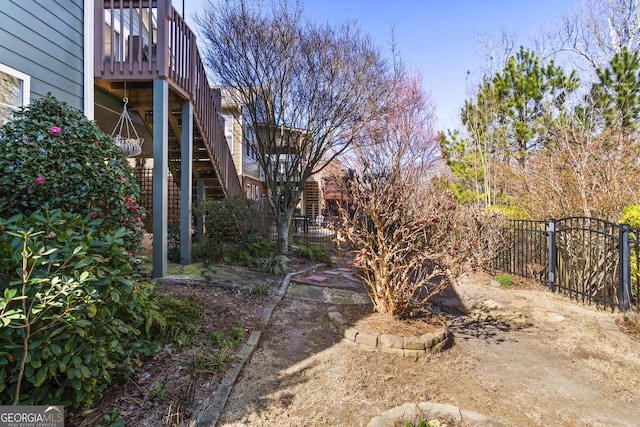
[171,260,640,426]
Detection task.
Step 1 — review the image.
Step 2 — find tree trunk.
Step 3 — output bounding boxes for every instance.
[275,209,294,254]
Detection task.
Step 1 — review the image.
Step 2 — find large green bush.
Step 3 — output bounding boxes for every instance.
[195,196,276,264]
[0,94,145,252]
[0,95,160,407]
[0,209,163,407]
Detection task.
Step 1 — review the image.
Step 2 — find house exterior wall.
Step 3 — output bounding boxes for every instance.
[0,0,85,110]
[221,103,264,191]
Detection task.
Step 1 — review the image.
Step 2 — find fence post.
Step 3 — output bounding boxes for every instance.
[548,219,556,292]
[619,224,631,311]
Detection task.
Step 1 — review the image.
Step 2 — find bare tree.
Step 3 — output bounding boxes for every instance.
[197,0,388,253]
[338,69,499,319]
[540,0,640,74]
[511,109,640,220]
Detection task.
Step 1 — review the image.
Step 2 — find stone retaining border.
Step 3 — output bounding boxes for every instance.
[327,306,452,356]
[367,401,506,427]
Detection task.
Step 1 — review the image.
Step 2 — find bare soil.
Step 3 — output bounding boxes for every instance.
[69,260,640,427]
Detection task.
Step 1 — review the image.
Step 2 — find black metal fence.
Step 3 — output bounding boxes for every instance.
[255,211,338,250]
[494,217,639,312]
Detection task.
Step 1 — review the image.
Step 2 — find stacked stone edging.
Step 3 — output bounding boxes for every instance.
[327,307,451,356]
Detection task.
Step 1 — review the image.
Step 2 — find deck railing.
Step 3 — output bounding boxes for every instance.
[95,0,242,197]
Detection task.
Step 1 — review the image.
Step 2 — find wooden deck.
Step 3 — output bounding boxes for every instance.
[93,0,241,199]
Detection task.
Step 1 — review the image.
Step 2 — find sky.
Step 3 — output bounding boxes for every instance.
[174,0,581,130]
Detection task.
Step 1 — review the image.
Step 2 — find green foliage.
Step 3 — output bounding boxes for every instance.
[0,209,163,407]
[210,234,277,266]
[487,204,529,219]
[485,47,579,164]
[196,195,256,247]
[495,274,513,286]
[98,408,125,427]
[250,280,275,299]
[152,294,203,347]
[587,47,640,133]
[194,327,242,374]
[293,243,334,267]
[621,204,640,228]
[438,130,492,205]
[211,330,224,345]
[195,197,276,265]
[0,94,146,252]
[263,255,288,275]
[447,47,578,207]
[231,327,244,342]
[167,219,181,263]
[149,381,167,399]
[193,347,234,373]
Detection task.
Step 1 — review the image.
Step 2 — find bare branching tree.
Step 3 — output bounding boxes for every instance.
[338,69,499,319]
[197,0,388,253]
[540,0,640,76]
[511,109,640,220]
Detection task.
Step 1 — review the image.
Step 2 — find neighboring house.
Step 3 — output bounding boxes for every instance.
[218,86,266,201]
[218,86,328,224]
[0,0,241,277]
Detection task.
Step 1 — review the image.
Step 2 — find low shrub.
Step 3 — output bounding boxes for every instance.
[263,255,288,275]
[0,209,166,407]
[293,243,334,267]
[494,273,513,286]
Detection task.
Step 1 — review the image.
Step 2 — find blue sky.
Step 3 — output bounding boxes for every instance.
[176,0,581,130]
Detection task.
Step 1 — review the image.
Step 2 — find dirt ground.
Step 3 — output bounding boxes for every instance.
[70,258,640,427]
[216,268,640,427]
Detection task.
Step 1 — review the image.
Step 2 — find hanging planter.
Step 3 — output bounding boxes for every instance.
[111,97,143,157]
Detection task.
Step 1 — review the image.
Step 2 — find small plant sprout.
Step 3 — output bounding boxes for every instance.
[149,381,167,399]
[103,408,125,427]
[232,327,244,342]
[495,274,514,286]
[250,280,274,300]
[211,330,223,345]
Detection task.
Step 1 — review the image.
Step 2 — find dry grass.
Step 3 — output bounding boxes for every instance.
[616,312,640,341]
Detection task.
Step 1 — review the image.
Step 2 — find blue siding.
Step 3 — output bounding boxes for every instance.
[0,0,84,111]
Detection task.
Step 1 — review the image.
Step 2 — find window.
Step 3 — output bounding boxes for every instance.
[0,63,30,125]
[222,113,234,153]
[242,107,260,162]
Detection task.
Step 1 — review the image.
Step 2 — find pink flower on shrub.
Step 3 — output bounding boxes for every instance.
[93,140,99,146]
[131,205,138,210]
[119,176,128,182]
[91,211,99,218]
[35,176,45,185]
[135,216,141,222]
[49,126,61,135]
[122,216,128,222]
[124,198,134,204]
